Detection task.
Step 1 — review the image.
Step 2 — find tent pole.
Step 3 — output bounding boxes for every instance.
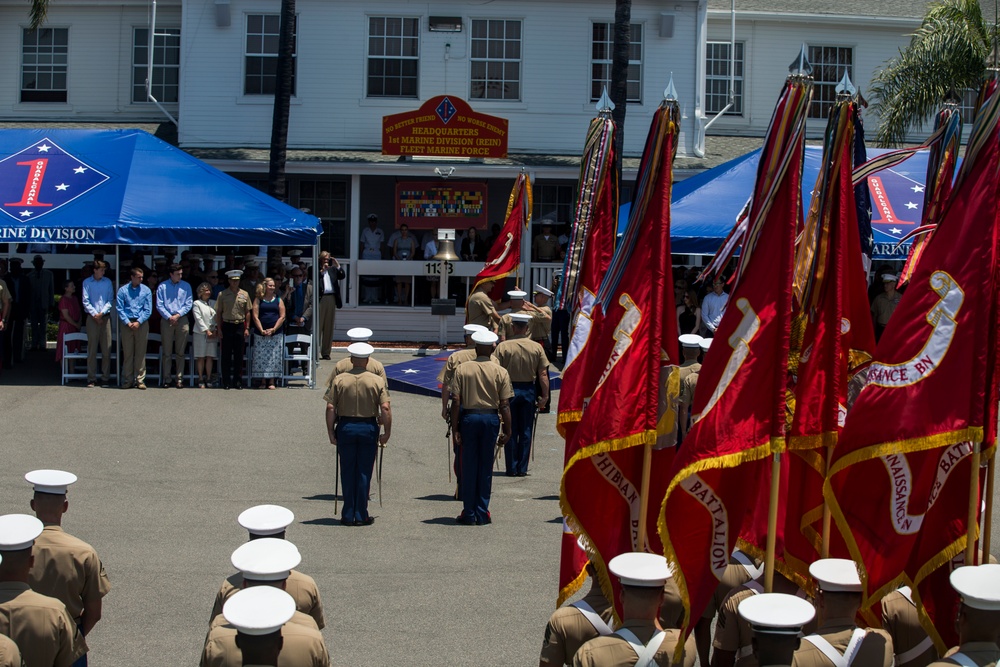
[312,235,319,388]
[114,244,121,386]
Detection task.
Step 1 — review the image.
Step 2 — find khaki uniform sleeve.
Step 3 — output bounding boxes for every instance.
[57,609,88,667]
[539,617,569,666]
[436,357,451,385]
[82,551,111,602]
[498,367,514,401]
[713,591,743,651]
[378,376,390,405]
[451,370,463,401]
[534,345,548,376]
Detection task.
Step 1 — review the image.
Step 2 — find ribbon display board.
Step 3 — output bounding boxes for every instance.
[382,96,508,158]
[395,181,488,230]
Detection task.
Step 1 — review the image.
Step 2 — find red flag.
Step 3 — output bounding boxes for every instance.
[825,79,1000,651]
[555,115,617,605]
[559,99,679,620]
[471,173,531,300]
[657,73,811,636]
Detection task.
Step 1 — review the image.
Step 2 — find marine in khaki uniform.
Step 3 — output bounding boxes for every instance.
[526,284,555,412]
[500,290,530,340]
[211,505,325,629]
[326,328,387,393]
[533,223,562,261]
[0,634,20,667]
[451,330,513,525]
[540,562,615,666]
[696,550,762,667]
[0,514,87,667]
[325,343,392,526]
[493,314,549,476]
[737,593,816,667]
[880,587,936,667]
[439,325,490,496]
[202,585,329,667]
[714,571,807,667]
[24,470,111,644]
[926,564,1000,667]
[466,279,503,334]
[573,552,695,667]
[216,270,253,390]
[791,559,893,667]
[676,335,703,439]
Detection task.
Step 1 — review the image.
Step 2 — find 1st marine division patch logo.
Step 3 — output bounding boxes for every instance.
[1,138,110,223]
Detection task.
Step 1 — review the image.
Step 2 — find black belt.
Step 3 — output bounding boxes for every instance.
[223,320,244,324]
[339,416,377,423]
[513,381,535,388]
[463,408,498,415]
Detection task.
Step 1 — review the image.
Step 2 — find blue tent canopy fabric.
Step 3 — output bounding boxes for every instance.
[0,129,321,246]
[620,146,939,261]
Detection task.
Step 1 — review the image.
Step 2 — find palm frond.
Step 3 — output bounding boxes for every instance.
[28,0,49,30]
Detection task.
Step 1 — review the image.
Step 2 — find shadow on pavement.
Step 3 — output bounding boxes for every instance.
[534,495,559,501]
[415,494,454,502]
[421,517,461,526]
[300,517,342,527]
[1,348,63,386]
[302,493,338,501]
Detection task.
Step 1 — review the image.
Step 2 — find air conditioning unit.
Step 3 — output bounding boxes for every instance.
[429,16,463,32]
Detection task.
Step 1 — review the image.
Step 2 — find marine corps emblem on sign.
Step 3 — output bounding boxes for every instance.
[435,97,457,124]
[0,139,109,223]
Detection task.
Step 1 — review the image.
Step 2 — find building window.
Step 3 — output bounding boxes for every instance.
[21,28,68,103]
[296,180,348,256]
[533,184,576,228]
[133,27,180,104]
[245,14,296,96]
[958,88,980,124]
[591,23,642,103]
[367,17,419,98]
[705,41,744,115]
[808,46,852,119]
[470,19,521,100]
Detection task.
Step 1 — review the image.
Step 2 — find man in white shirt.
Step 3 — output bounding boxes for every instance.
[317,251,345,360]
[701,277,729,337]
[360,213,385,304]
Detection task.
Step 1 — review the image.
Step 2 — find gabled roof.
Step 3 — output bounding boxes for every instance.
[707,0,932,19]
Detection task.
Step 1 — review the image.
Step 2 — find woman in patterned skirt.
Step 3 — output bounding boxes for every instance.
[251,277,286,389]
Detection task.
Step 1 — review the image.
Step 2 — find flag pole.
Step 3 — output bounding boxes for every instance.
[965,440,982,564]
[764,451,781,591]
[636,442,654,550]
[821,446,834,557]
[983,456,995,562]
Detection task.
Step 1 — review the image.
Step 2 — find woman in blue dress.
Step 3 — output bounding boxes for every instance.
[251,277,286,389]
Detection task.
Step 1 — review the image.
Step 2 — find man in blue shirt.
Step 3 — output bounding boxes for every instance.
[81,260,115,387]
[116,266,153,389]
[156,263,193,388]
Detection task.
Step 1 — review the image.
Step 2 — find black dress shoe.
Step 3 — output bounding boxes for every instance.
[359,517,375,526]
[479,513,492,525]
[456,513,476,525]
[223,385,231,390]
[235,384,243,390]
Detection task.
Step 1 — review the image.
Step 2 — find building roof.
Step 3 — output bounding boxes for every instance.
[707,0,932,18]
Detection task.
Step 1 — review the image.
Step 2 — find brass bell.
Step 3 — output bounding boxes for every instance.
[433,238,460,262]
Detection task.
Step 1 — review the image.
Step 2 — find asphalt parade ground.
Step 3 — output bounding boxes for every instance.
[0,349,566,666]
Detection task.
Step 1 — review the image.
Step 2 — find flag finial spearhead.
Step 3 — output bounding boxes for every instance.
[835,69,856,96]
[789,44,812,77]
[596,86,615,115]
[663,73,678,102]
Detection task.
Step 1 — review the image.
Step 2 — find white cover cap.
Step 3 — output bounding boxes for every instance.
[288,249,304,257]
[881,274,898,282]
[509,313,532,323]
[238,505,294,536]
[463,324,488,335]
[534,284,554,297]
[0,514,44,551]
[223,586,296,636]
[738,593,816,635]
[609,552,672,587]
[700,338,712,351]
[25,469,77,495]
[810,558,863,593]
[230,538,301,581]
[348,342,374,358]
[507,290,527,299]
[950,563,1000,610]
[225,270,243,279]
[472,330,499,345]
[346,327,373,341]
[679,334,704,349]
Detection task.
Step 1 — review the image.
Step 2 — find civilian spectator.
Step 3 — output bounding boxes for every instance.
[28,254,54,351]
[82,260,114,388]
[145,272,161,335]
[677,289,702,336]
[701,277,729,338]
[252,278,285,390]
[55,281,81,364]
[461,227,487,262]
[157,263,194,388]
[283,267,312,369]
[871,273,902,342]
[391,224,417,306]
[192,282,217,388]
[206,270,224,299]
[116,267,153,390]
[317,251,344,360]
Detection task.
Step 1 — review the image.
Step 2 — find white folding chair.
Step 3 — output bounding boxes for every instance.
[61,332,89,385]
[282,334,312,386]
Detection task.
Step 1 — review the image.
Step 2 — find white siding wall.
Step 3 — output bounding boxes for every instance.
[0,0,181,121]
[179,0,700,157]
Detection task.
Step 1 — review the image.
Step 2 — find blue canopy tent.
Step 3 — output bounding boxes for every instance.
[0,129,320,245]
[620,146,939,262]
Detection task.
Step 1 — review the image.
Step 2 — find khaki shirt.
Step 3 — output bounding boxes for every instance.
[677,360,702,407]
[533,234,561,261]
[324,369,389,418]
[573,618,696,667]
[327,357,387,393]
[0,634,20,667]
[871,291,901,327]
[881,590,936,667]
[201,620,330,667]
[0,582,87,667]
[540,586,614,666]
[930,643,1000,667]
[714,586,759,667]
[530,305,553,339]
[494,336,548,383]
[216,288,252,323]
[209,609,317,631]
[466,291,498,330]
[210,569,325,629]
[701,560,754,620]
[29,525,111,622]
[791,619,893,667]
[451,357,514,410]
[436,347,478,387]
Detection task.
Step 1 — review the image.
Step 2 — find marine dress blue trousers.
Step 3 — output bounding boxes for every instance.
[336,418,379,524]
[507,383,536,475]
[459,411,500,523]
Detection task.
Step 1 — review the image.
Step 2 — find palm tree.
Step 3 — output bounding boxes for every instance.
[869,0,997,146]
[610,0,632,180]
[267,0,296,202]
[27,0,48,29]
